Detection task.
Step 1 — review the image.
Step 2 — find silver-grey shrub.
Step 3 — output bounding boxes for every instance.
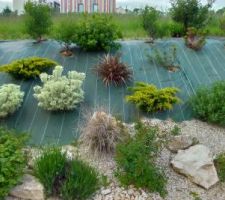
[0,84,24,118]
[33,66,85,111]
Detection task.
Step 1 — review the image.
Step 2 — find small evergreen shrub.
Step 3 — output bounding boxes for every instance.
[115,122,167,197]
[81,111,125,155]
[95,54,133,86]
[33,66,85,111]
[214,153,225,182]
[184,27,206,51]
[126,82,181,113]
[171,125,181,136]
[0,128,27,199]
[190,81,225,125]
[61,159,99,200]
[34,147,67,196]
[169,21,185,37]
[0,57,57,79]
[0,84,24,118]
[148,45,180,72]
[75,14,122,51]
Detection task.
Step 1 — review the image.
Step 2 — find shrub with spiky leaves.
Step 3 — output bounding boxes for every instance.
[0,57,57,80]
[0,84,24,118]
[34,66,85,111]
[126,82,181,113]
[80,111,126,155]
[95,54,132,86]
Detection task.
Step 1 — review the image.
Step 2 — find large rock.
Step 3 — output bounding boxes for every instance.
[9,174,44,200]
[167,135,198,153]
[171,144,219,189]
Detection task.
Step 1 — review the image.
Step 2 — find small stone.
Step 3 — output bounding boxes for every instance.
[167,135,198,153]
[101,188,111,195]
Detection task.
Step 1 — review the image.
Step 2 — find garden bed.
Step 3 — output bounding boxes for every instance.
[0,39,225,144]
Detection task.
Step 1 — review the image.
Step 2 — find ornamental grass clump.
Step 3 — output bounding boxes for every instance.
[0,84,24,118]
[33,66,85,111]
[0,57,57,79]
[95,54,133,86]
[190,81,225,125]
[81,111,126,155]
[126,82,181,113]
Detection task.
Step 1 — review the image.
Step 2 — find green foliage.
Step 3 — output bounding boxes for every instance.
[126,82,181,113]
[115,122,167,197]
[142,6,160,39]
[0,128,27,199]
[2,6,12,16]
[190,192,202,200]
[214,153,225,182]
[34,66,85,111]
[148,45,180,71]
[0,84,24,118]
[184,27,206,50]
[171,125,181,136]
[170,0,213,31]
[24,1,52,40]
[61,159,99,200]
[219,16,225,32]
[53,18,77,51]
[75,14,122,51]
[169,21,185,37]
[0,57,57,80]
[34,147,67,196]
[190,81,225,125]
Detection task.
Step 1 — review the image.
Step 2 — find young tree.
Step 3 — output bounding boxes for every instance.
[170,0,215,31]
[142,6,159,42]
[2,6,12,16]
[24,1,52,43]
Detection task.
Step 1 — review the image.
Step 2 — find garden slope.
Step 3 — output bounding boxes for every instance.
[0,39,225,145]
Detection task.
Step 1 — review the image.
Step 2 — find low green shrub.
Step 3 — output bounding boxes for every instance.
[126,82,181,113]
[115,122,167,197]
[33,66,85,111]
[0,128,27,199]
[214,153,225,182]
[34,147,67,196]
[190,81,225,125]
[184,27,206,51]
[0,84,24,118]
[75,14,122,51]
[0,57,57,79]
[171,125,181,136]
[148,45,180,72]
[169,21,185,37]
[61,159,99,200]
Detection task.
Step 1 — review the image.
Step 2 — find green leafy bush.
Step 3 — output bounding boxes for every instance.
[61,159,99,200]
[34,147,67,196]
[214,153,225,182]
[0,84,24,118]
[0,128,27,199]
[0,57,57,79]
[184,27,206,50]
[148,45,180,72]
[190,81,225,125]
[24,1,52,42]
[75,14,122,51]
[33,66,85,111]
[81,111,125,155]
[126,82,181,113]
[115,122,167,197]
[169,21,185,37]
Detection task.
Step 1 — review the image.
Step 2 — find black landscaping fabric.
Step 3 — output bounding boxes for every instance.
[0,39,224,145]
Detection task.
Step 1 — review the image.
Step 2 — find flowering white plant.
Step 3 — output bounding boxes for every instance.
[0,84,24,118]
[33,66,85,111]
